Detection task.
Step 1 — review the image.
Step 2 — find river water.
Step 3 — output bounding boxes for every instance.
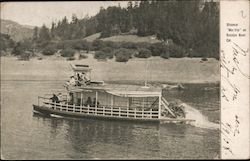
[1,80,220,159]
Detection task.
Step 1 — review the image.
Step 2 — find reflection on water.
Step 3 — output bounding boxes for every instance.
[1,80,220,159]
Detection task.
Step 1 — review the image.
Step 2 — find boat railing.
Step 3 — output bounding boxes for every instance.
[38,97,159,119]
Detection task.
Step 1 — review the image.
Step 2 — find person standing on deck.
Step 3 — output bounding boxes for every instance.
[67,92,74,105]
[92,98,100,107]
[77,73,85,86]
[82,72,90,84]
[57,93,63,103]
[85,97,92,107]
[69,76,76,86]
[50,94,59,103]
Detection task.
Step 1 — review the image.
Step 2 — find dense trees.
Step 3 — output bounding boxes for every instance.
[0,33,15,52]
[47,0,219,58]
[4,0,219,60]
[93,0,219,58]
[39,25,51,42]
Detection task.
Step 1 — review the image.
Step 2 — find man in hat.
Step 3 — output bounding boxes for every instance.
[82,72,90,85]
[69,76,76,86]
[50,94,59,103]
[57,93,63,103]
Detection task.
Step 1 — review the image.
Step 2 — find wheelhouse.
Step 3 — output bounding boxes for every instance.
[33,64,191,123]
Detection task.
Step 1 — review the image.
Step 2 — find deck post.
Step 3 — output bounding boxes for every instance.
[150,108,152,118]
[119,107,121,117]
[142,98,144,109]
[73,104,75,112]
[111,95,114,107]
[95,91,98,115]
[87,105,89,114]
[142,108,144,118]
[80,93,83,106]
[103,106,105,115]
[158,95,161,119]
[127,108,129,117]
[134,108,136,118]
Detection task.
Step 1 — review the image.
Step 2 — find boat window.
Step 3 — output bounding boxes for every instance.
[73,90,159,110]
[130,97,158,110]
[98,91,112,107]
[73,92,82,106]
[81,91,96,106]
[113,95,128,108]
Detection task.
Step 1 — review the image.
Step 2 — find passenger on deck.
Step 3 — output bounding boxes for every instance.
[69,76,76,86]
[64,81,70,90]
[82,72,90,85]
[76,73,85,86]
[77,73,83,81]
[57,93,63,102]
[85,97,92,107]
[50,94,59,103]
[67,92,73,105]
[92,98,100,107]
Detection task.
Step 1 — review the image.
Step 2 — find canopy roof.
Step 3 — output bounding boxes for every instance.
[69,83,162,97]
[70,64,92,73]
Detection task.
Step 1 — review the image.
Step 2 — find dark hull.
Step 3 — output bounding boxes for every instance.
[33,105,195,124]
[33,105,160,123]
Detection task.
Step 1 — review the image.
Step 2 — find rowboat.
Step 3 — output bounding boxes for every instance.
[33,64,194,123]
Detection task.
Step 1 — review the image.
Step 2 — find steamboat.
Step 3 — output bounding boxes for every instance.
[33,64,194,123]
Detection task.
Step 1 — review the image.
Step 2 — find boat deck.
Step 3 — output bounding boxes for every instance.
[33,100,194,123]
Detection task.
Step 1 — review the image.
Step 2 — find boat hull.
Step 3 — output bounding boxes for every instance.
[33,105,194,124]
[33,105,161,123]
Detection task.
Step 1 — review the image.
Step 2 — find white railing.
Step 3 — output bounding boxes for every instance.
[39,97,159,119]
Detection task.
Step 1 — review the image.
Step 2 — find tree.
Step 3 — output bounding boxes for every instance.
[0,33,15,52]
[33,26,39,41]
[61,16,70,40]
[44,0,219,59]
[12,39,32,56]
[85,16,98,36]
[71,14,78,24]
[39,24,51,42]
[69,14,86,39]
[127,1,134,30]
[51,22,56,38]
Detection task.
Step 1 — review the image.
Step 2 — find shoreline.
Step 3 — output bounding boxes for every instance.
[0,55,220,84]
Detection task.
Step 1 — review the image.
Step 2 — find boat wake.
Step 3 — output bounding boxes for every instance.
[181,103,220,130]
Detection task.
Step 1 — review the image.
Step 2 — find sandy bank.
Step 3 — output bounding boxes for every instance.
[0,55,220,84]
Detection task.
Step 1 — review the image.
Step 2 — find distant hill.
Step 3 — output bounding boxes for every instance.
[0,19,34,42]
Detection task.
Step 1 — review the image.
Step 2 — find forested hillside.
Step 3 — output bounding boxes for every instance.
[1,0,219,61]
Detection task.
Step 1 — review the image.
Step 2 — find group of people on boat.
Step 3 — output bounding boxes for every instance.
[64,72,90,88]
[50,92,100,108]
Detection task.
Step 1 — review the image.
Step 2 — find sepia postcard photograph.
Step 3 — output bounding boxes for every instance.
[0,0,248,160]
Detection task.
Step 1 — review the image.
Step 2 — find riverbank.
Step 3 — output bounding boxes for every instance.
[0,55,220,84]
